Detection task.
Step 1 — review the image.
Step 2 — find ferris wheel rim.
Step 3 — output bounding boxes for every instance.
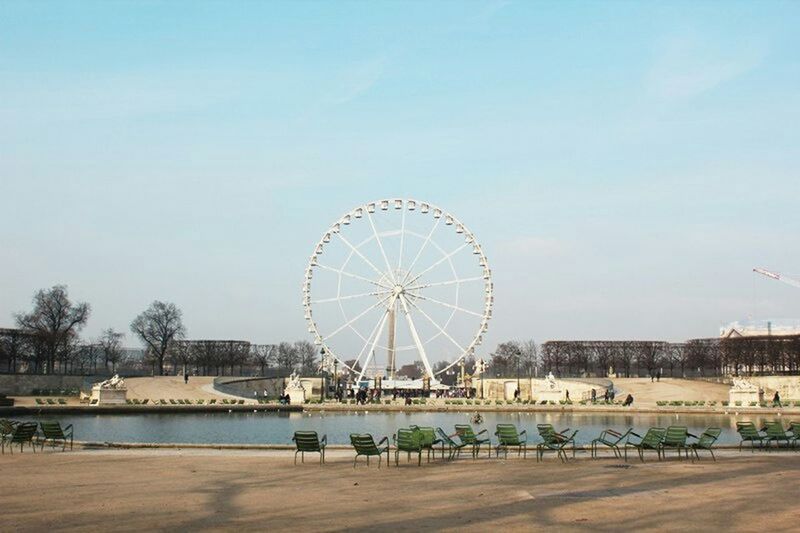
[303,198,493,379]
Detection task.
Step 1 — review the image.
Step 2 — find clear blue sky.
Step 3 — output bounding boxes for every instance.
[1,1,798,351]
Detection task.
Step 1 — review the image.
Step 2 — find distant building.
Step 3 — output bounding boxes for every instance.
[721,319,800,338]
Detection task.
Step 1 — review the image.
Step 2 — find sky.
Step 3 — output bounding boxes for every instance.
[1,1,799,359]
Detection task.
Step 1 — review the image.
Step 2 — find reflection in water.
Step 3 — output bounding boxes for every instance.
[10,410,785,446]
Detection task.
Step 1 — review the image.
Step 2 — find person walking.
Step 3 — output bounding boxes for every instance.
[591,388,597,403]
[773,391,782,408]
[184,372,189,385]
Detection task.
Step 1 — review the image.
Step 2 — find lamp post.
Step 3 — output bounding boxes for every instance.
[320,348,327,401]
[516,350,521,399]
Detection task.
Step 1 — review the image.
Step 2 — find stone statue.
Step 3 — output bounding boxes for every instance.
[97,374,125,390]
[287,371,303,390]
[546,372,557,390]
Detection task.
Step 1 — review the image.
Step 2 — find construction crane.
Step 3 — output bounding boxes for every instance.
[753,267,800,290]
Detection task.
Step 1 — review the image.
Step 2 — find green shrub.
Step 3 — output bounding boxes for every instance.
[721,401,728,406]
[656,401,667,406]
[384,400,391,405]
[749,402,757,407]
[734,401,741,406]
[495,400,503,405]
[465,400,473,405]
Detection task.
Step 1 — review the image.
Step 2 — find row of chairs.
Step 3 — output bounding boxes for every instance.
[737,421,800,451]
[293,424,724,467]
[0,419,73,454]
[35,398,68,405]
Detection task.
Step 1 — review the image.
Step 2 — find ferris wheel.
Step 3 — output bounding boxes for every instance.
[303,198,493,383]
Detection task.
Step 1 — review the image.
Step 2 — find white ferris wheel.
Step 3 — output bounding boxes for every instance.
[303,198,493,384]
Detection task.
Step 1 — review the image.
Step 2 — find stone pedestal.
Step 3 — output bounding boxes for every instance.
[729,388,762,406]
[91,386,127,405]
[287,387,306,405]
[537,389,563,403]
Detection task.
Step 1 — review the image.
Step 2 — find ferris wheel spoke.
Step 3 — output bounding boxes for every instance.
[366,212,396,284]
[400,217,441,285]
[323,294,392,341]
[312,290,391,305]
[398,294,434,380]
[406,276,484,291]
[356,294,396,382]
[315,263,390,289]
[406,242,470,286]
[351,295,395,373]
[398,207,406,270]
[413,294,484,318]
[404,297,467,354]
[334,232,389,282]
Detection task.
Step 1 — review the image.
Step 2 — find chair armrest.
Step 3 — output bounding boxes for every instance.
[687,432,698,439]
[629,431,641,438]
[606,429,621,437]
[378,436,389,446]
[560,428,570,435]
[520,430,527,442]
[64,425,74,436]
[321,434,327,445]
[476,429,488,436]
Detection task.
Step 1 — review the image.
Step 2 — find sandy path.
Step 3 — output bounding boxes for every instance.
[613,378,729,405]
[2,448,798,531]
[124,376,247,402]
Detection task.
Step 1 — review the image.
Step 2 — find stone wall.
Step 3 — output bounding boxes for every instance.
[214,376,324,400]
[0,374,107,396]
[473,377,608,402]
[746,376,800,400]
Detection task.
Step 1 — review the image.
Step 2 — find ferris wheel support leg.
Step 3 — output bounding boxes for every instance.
[356,300,393,383]
[398,294,435,381]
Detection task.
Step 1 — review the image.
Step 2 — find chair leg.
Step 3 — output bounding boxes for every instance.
[294,451,299,465]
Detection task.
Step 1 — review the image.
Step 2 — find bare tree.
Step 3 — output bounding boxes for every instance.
[15,285,91,374]
[130,301,186,376]
[98,328,125,373]
[520,339,539,377]
[489,341,521,377]
[276,341,298,374]
[294,340,318,375]
[251,344,276,375]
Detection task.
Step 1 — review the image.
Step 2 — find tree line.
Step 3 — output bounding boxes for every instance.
[0,285,322,377]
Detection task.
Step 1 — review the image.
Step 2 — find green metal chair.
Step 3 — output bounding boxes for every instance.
[537,424,576,459]
[2,422,38,454]
[350,433,389,468]
[689,428,722,461]
[436,427,469,460]
[763,421,792,451]
[537,429,579,463]
[0,419,19,454]
[661,426,692,460]
[393,428,423,466]
[455,424,491,458]
[624,427,666,462]
[736,421,766,452]
[410,425,444,461]
[494,424,528,459]
[789,422,800,449]
[39,420,74,451]
[292,431,327,465]
[590,428,632,459]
